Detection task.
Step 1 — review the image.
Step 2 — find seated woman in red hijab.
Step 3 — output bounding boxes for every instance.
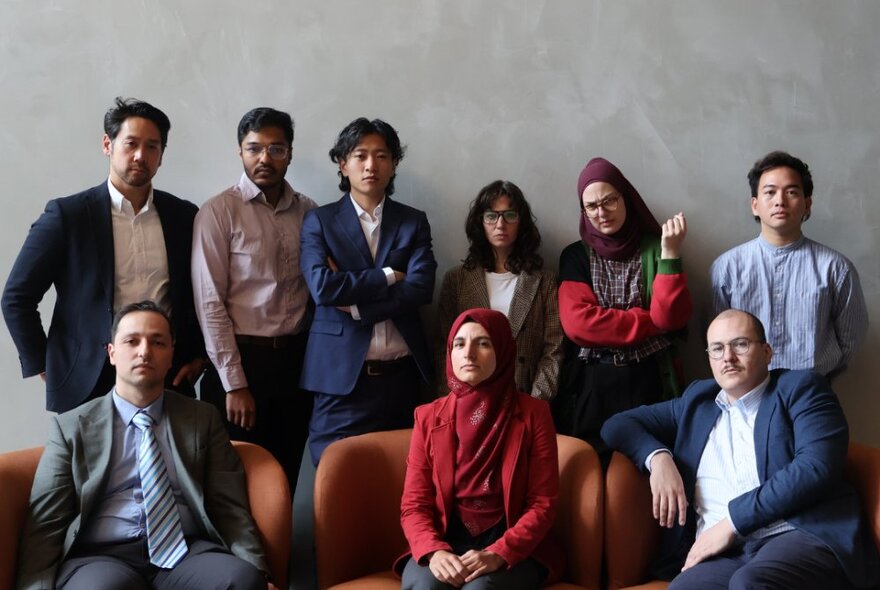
[396,309,562,589]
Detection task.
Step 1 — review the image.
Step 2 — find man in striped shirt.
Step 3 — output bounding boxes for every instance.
[711,150,867,378]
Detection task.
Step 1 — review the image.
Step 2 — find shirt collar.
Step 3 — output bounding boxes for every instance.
[349,194,385,222]
[715,374,771,415]
[107,178,154,215]
[238,172,294,211]
[757,233,806,254]
[112,389,165,426]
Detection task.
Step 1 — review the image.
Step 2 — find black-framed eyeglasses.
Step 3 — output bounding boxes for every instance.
[706,337,763,359]
[582,195,621,218]
[482,210,520,225]
[242,144,289,160]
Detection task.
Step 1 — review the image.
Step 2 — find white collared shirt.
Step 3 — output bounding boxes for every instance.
[348,195,411,361]
[694,375,793,539]
[108,179,171,315]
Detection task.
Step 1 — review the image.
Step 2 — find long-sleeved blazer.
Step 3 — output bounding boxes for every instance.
[16,391,267,590]
[397,392,564,583]
[601,369,880,588]
[1,183,204,412]
[437,265,563,400]
[299,195,437,395]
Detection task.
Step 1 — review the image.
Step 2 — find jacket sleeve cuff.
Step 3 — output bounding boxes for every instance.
[658,258,683,274]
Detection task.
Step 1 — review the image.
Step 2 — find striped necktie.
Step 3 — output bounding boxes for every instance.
[132,411,188,568]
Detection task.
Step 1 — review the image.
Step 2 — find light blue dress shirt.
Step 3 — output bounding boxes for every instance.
[711,235,868,377]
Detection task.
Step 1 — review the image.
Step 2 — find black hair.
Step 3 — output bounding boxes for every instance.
[237,107,294,145]
[110,300,175,343]
[328,118,405,195]
[462,180,543,274]
[104,97,171,149]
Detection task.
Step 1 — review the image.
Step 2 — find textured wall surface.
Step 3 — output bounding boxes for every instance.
[1,1,877,450]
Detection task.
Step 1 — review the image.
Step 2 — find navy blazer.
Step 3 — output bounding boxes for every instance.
[299,195,436,395]
[1,183,204,412]
[601,369,880,587]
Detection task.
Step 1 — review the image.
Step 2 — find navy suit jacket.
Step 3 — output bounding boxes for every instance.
[1,183,204,412]
[299,195,436,395]
[601,369,880,587]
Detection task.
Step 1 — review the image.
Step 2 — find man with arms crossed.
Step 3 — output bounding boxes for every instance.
[2,98,204,413]
[601,309,879,589]
[192,107,316,492]
[17,301,273,590]
[300,117,437,464]
[711,151,867,378]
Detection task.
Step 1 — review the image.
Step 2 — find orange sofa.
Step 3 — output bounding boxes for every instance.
[0,441,291,590]
[313,429,604,590]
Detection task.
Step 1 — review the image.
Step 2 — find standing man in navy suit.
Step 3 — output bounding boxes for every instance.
[300,117,437,464]
[602,309,879,589]
[2,98,205,413]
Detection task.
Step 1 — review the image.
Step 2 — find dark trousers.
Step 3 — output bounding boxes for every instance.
[400,516,547,589]
[57,538,264,590]
[308,356,419,465]
[568,355,663,469]
[668,529,852,590]
[200,332,312,496]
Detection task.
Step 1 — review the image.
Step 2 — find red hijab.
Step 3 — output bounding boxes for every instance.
[446,308,517,536]
[576,157,661,261]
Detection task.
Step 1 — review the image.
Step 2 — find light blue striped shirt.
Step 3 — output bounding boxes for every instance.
[694,376,793,539]
[711,235,868,377]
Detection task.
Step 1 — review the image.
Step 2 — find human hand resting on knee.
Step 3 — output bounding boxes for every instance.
[682,518,737,571]
[428,550,470,587]
[461,549,506,582]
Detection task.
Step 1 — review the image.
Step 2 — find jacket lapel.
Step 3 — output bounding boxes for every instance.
[507,272,540,337]
[87,185,115,308]
[461,266,490,308]
[164,393,203,505]
[753,373,781,481]
[374,198,400,267]
[431,396,457,530]
[334,196,374,267]
[79,395,115,514]
[500,406,525,514]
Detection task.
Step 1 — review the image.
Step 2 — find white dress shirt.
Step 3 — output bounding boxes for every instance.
[108,179,171,315]
[348,195,411,361]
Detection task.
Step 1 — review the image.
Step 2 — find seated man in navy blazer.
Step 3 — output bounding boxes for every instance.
[602,309,879,589]
[300,117,437,464]
[17,301,272,590]
[2,98,204,414]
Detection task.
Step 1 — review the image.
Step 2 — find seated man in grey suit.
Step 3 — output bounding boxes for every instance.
[602,309,879,589]
[17,301,274,590]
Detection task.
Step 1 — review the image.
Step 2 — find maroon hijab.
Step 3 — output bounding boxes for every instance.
[446,308,517,535]
[576,157,661,261]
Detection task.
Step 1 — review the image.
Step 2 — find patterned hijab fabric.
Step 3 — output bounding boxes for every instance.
[446,308,517,536]
[576,157,662,261]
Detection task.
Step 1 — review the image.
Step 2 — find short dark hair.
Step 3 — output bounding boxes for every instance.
[237,107,294,146]
[748,151,813,221]
[463,180,543,274]
[328,118,406,195]
[104,97,171,149]
[111,300,175,343]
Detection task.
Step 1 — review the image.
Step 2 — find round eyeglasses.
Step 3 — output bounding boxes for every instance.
[582,195,621,218]
[706,337,762,359]
[482,210,520,225]
[242,144,289,160]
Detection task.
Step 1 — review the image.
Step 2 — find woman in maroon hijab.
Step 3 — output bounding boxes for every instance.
[557,157,692,468]
[397,309,562,588]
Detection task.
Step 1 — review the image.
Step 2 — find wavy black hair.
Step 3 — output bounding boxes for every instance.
[104,97,171,149]
[463,180,543,274]
[329,117,405,195]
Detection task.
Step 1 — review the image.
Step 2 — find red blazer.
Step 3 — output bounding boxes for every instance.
[396,392,563,582]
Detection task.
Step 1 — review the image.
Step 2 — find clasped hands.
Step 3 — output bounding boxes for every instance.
[427,549,506,587]
[649,452,736,571]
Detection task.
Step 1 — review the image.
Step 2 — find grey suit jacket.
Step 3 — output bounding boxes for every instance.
[16,392,267,590]
[437,265,563,400]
